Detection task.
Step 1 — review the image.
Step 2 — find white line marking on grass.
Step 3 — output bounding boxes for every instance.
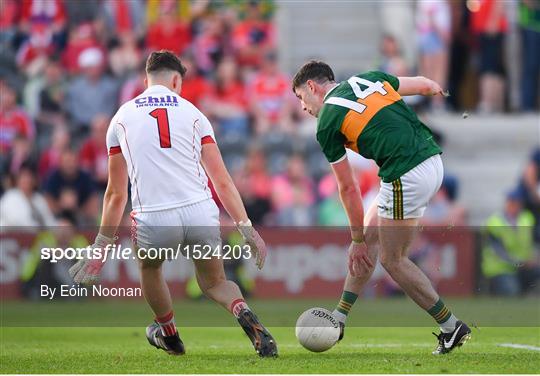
[277,343,432,348]
[499,343,540,351]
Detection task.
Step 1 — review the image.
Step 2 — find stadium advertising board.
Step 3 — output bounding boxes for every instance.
[0,227,475,299]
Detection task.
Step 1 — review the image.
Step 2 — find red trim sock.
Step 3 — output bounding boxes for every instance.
[156,311,177,337]
[230,299,249,318]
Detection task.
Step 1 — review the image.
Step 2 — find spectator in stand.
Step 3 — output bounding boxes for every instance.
[0,0,20,50]
[35,57,66,129]
[379,34,409,77]
[248,50,293,135]
[100,0,146,40]
[16,0,67,76]
[471,0,508,113]
[0,163,56,230]
[234,148,272,224]
[61,23,101,74]
[447,0,471,111]
[206,57,249,137]
[38,125,69,182]
[232,0,275,68]
[146,3,191,56]
[519,0,540,111]
[66,47,118,136]
[271,155,315,226]
[519,147,540,241]
[378,34,421,107]
[108,31,142,78]
[482,189,540,296]
[0,80,35,157]
[192,13,228,76]
[79,114,109,191]
[43,148,97,221]
[416,0,451,111]
[422,175,467,226]
[19,0,66,37]
[179,53,213,109]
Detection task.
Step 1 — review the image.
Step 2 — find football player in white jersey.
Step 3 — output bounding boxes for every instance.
[69,51,277,357]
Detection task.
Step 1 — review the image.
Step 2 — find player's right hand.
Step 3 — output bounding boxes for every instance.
[69,233,115,285]
[347,241,373,277]
[237,220,266,270]
[69,248,105,285]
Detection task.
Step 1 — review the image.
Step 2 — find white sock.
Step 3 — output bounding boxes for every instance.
[332,309,347,324]
[440,314,458,333]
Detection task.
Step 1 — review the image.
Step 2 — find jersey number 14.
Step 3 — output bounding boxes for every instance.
[325,77,387,114]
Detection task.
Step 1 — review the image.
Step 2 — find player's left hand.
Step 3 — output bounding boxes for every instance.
[347,241,373,277]
[69,233,115,285]
[237,220,266,269]
[432,82,446,97]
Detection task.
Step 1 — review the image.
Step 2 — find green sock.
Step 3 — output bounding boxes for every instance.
[427,298,452,324]
[335,290,358,317]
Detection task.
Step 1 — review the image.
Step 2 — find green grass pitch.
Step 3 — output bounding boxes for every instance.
[1,298,539,373]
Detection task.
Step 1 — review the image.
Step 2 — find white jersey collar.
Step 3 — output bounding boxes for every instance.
[144,84,174,94]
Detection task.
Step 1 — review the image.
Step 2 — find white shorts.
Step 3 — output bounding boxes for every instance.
[377,154,443,220]
[130,199,221,252]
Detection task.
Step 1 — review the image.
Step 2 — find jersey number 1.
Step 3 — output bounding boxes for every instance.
[149,108,171,148]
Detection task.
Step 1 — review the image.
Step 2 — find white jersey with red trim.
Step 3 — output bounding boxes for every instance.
[106,84,215,212]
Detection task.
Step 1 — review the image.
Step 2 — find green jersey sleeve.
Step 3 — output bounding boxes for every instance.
[358,71,400,91]
[316,93,349,164]
[316,125,346,163]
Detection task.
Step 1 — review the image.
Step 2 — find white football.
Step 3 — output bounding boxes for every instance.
[295,307,340,352]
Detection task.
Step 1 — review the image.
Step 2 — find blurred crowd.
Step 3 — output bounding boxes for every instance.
[380,0,540,113]
[0,0,479,231]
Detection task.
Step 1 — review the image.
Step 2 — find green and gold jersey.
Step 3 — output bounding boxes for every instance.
[317,71,442,183]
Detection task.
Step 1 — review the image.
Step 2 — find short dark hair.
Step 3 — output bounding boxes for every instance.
[292,60,335,92]
[145,50,187,77]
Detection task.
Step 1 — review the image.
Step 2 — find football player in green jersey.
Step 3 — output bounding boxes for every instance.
[292,61,471,354]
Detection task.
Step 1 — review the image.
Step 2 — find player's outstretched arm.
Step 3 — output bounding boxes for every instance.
[397,76,444,97]
[69,154,128,284]
[201,143,266,269]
